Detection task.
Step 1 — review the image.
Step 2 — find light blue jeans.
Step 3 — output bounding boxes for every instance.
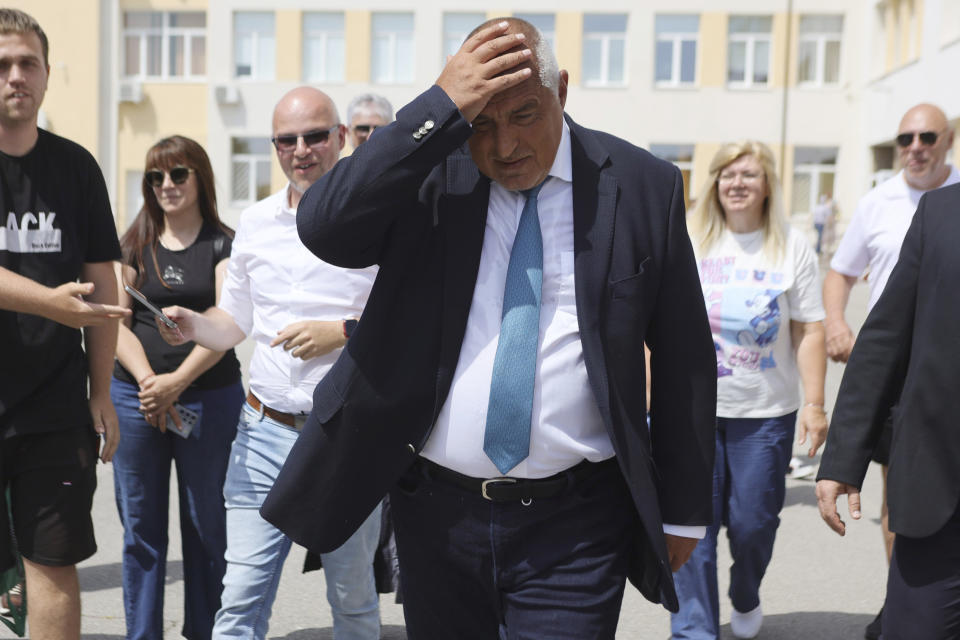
[211,401,381,640]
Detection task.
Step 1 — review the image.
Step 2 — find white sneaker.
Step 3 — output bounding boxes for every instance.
[730,604,762,639]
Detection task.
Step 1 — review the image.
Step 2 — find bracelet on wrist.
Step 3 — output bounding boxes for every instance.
[804,402,825,411]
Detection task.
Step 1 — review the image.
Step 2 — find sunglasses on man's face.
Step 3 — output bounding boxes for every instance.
[145,166,193,188]
[271,126,339,152]
[896,130,943,147]
[352,124,379,134]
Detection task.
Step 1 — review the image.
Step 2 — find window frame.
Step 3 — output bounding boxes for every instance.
[370,12,415,85]
[230,137,272,206]
[791,147,838,217]
[727,16,773,89]
[582,14,629,88]
[797,15,843,87]
[654,15,699,88]
[122,11,207,81]
[233,11,276,81]
[302,12,345,83]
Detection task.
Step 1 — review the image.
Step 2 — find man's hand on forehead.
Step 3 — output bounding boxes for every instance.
[436,21,533,124]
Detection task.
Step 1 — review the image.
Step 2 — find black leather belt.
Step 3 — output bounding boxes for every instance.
[415,457,615,502]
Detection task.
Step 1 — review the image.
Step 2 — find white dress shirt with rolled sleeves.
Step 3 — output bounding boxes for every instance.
[218,184,378,414]
[420,122,703,539]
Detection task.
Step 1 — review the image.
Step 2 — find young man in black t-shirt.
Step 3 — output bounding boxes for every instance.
[0,9,128,639]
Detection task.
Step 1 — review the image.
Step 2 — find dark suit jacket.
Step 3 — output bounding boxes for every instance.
[261,86,716,611]
[817,182,960,538]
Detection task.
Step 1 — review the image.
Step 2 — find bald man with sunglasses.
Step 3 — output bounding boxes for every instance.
[157,87,381,640]
[822,102,958,640]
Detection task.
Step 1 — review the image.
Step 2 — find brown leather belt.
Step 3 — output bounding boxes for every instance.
[246,391,305,429]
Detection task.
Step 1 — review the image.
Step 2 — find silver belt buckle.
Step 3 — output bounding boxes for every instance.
[481,477,517,500]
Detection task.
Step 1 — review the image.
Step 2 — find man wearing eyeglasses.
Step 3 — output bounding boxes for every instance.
[156,86,381,640]
[346,93,392,149]
[821,102,958,640]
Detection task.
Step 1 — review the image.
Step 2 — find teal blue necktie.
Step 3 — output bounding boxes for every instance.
[483,183,545,474]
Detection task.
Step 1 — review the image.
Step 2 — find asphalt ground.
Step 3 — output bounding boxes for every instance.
[2,277,883,639]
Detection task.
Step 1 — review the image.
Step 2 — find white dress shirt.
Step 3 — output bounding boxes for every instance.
[423,121,615,479]
[422,124,703,539]
[219,184,378,414]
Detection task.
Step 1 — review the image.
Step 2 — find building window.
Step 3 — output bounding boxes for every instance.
[650,144,695,208]
[231,137,272,204]
[303,12,345,83]
[371,12,415,84]
[654,15,699,87]
[727,16,772,88]
[443,13,485,63]
[792,147,837,216]
[514,13,556,50]
[234,12,275,80]
[797,15,843,86]
[123,11,206,80]
[582,14,628,87]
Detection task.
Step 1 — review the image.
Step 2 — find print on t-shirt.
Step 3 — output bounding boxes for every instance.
[702,256,785,378]
[163,264,185,285]
[1,210,61,253]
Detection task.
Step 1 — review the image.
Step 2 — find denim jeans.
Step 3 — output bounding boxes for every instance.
[671,412,796,640]
[111,378,244,640]
[211,401,381,640]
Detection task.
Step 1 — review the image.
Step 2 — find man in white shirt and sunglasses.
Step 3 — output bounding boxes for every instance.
[822,102,958,640]
[159,87,381,640]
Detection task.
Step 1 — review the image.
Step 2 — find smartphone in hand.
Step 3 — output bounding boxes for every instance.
[166,402,200,438]
[124,285,178,329]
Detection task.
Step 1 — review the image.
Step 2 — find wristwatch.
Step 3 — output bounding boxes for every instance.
[342,318,359,339]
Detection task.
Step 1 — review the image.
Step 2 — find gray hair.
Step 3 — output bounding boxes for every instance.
[346,93,394,125]
[531,29,559,92]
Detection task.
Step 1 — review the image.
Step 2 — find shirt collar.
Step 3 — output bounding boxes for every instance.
[278,183,298,218]
[548,119,573,185]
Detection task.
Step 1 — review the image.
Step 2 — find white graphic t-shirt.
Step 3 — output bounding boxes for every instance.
[697,227,825,419]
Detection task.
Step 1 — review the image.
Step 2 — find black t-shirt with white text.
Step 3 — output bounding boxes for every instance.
[0,129,121,438]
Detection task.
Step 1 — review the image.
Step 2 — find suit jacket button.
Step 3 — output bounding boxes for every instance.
[418,126,428,135]
[424,120,435,130]
[406,443,416,454]
[413,131,423,140]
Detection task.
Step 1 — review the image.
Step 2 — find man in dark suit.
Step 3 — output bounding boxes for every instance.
[262,18,717,638]
[816,182,960,639]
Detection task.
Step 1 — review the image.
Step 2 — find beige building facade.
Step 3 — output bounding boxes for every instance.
[13,0,960,235]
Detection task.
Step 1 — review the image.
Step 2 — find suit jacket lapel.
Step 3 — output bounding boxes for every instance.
[433,150,490,418]
[569,116,617,417]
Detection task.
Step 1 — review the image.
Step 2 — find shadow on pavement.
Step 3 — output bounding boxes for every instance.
[783,483,818,508]
[721,611,874,639]
[274,624,406,639]
[78,560,183,592]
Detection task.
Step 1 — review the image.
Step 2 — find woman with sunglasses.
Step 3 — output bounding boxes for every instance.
[671,141,828,640]
[110,136,243,640]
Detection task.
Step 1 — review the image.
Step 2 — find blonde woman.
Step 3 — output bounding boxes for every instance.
[671,141,828,640]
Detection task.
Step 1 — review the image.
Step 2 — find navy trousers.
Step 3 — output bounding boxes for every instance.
[390,459,637,640]
[883,497,960,639]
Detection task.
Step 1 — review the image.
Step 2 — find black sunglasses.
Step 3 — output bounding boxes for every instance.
[352,124,379,134]
[896,130,943,147]
[271,126,339,152]
[145,166,193,188]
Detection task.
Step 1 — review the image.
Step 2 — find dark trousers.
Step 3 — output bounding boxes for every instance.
[883,498,960,640]
[390,459,637,640]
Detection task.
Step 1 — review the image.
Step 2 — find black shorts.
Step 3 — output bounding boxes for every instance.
[1,427,99,572]
[870,414,894,466]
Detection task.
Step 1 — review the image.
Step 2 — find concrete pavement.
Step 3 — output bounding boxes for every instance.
[2,279,885,639]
